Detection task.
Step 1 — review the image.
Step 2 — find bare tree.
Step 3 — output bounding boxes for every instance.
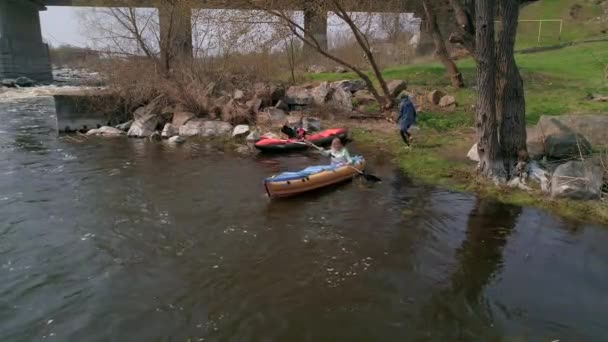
[245,0,396,111]
[422,0,465,88]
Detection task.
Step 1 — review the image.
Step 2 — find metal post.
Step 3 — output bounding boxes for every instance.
[537,20,543,44]
[558,20,563,41]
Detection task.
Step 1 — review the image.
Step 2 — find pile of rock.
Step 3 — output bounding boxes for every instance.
[467,114,608,201]
[1,77,36,88]
[426,89,457,111]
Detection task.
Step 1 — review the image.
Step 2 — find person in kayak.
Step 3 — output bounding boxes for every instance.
[281,122,298,139]
[397,94,417,146]
[309,138,353,166]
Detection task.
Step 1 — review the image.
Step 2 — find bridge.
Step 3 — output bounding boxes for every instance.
[0,0,430,82]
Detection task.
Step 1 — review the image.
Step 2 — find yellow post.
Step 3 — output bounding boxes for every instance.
[537,20,543,44]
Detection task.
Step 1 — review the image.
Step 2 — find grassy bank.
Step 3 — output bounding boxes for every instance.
[327,41,608,223]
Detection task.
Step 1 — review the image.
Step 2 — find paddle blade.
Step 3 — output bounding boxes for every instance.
[362,172,382,182]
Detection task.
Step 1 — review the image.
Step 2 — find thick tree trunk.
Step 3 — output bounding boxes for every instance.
[474,0,506,182]
[497,0,527,178]
[422,0,465,88]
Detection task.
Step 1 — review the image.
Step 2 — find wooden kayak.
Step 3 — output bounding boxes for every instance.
[264,157,365,198]
[255,128,348,153]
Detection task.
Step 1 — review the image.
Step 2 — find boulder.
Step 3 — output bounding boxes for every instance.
[331,79,367,93]
[149,131,162,142]
[15,77,35,87]
[161,123,178,138]
[303,117,322,132]
[253,82,285,106]
[115,120,133,132]
[307,65,327,74]
[232,124,250,138]
[233,89,245,100]
[1,79,16,88]
[329,87,353,110]
[354,90,376,104]
[169,135,187,144]
[439,95,457,108]
[133,97,163,120]
[536,115,608,147]
[246,131,261,142]
[287,113,303,127]
[256,108,287,126]
[275,99,289,111]
[222,99,252,125]
[312,82,333,105]
[467,143,480,162]
[235,145,251,155]
[285,85,313,106]
[334,66,349,73]
[246,98,263,113]
[179,119,233,137]
[387,80,407,98]
[128,114,159,138]
[545,132,592,160]
[551,160,604,200]
[86,126,125,136]
[528,161,551,194]
[427,90,445,105]
[172,111,196,127]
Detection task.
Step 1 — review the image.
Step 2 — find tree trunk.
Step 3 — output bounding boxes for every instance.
[474,0,505,181]
[422,0,465,88]
[497,0,527,178]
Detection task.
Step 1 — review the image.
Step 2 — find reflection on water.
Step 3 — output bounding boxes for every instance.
[0,96,608,341]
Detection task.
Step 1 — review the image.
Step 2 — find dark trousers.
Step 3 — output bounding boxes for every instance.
[400,129,410,146]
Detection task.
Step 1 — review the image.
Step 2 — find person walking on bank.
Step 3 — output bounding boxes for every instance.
[397,94,417,146]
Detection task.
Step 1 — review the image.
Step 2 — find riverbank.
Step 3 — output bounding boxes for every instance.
[304,41,608,224]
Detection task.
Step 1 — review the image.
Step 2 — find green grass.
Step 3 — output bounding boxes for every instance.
[309,41,608,127]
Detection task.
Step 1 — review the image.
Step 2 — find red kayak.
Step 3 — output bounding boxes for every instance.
[255,128,348,153]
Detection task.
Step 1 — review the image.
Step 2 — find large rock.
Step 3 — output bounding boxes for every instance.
[307,65,327,74]
[551,160,604,200]
[439,95,457,108]
[86,126,125,136]
[329,87,353,110]
[427,90,445,105]
[133,97,163,120]
[303,117,322,132]
[354,90,376,105]
[467,143,480,162]
[179,119,233,137]
[169,135,187,144]
[233,89,245,100]
[331,79,366,93]
[545,132,592,160]
[246,131,261,142]
[285,85,314,106]
[536,115,608,147]
[246,98,263,113]
[232,124,250,138]
[172,111,196,127]
[253,82,285,106]
[275,99,289,111]
[387,80,407,98]
[257,108,287,126]
[222,99,253,125]
[1,79,16,88]
[312,82,332,105]
[15,77,35,87]
[128,114,159,138]
[162,123,178,138]
[115,120,133,132]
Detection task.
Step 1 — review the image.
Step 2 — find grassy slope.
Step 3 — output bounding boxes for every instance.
[313,41,608,223]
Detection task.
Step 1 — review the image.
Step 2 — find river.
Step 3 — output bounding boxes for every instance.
[1,92,608,341]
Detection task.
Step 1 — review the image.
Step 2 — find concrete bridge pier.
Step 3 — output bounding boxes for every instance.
[0,0,52,82]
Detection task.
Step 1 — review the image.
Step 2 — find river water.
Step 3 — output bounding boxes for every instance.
[1,92,608,341]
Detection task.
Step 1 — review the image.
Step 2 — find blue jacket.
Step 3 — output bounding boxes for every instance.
[398,97,417,130]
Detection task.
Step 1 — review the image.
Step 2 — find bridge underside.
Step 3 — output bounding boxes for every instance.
[0,0,441,82]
